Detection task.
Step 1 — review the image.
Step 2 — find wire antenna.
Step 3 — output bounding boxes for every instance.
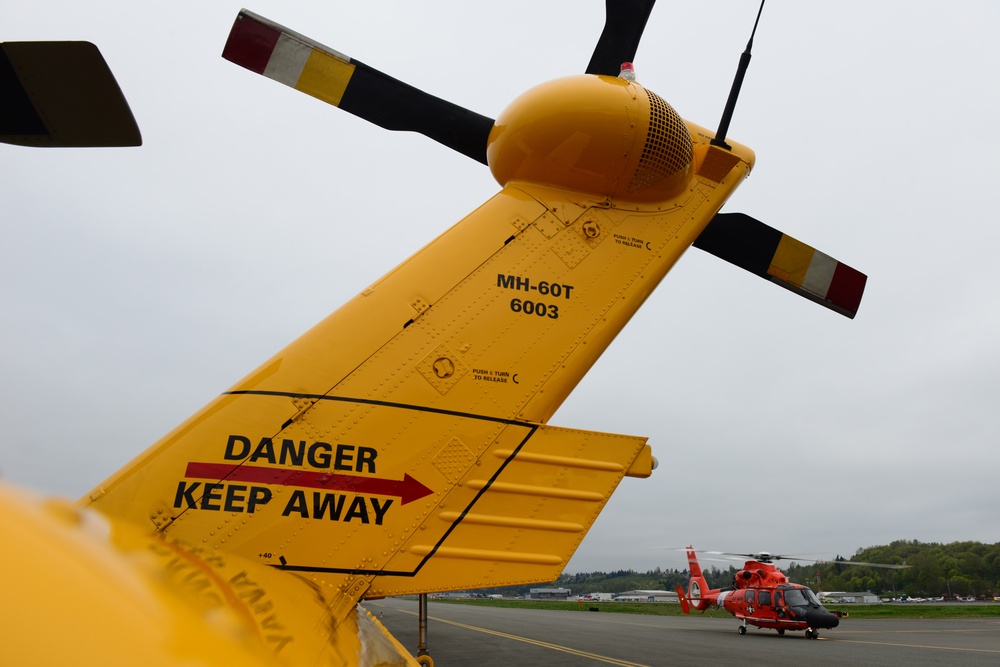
[711,0,766,149]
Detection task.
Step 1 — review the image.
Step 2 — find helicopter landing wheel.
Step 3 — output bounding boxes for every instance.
[416,656,434,667]
[738,625,747,635]
[777,629,785,636]
[804,629,817,639]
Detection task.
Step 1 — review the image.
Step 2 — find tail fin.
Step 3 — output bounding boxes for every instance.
[80,185,660,616]
[685,546,713,611]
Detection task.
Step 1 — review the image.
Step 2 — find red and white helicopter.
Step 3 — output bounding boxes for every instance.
[676,547,908,639]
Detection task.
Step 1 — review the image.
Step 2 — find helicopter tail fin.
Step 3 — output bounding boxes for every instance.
[684,546,712,611]
[686,545,704,578]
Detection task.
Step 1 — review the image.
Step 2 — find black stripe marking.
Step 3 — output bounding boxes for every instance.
[225,389,525,426]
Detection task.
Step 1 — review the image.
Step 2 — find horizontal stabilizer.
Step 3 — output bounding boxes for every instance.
[373,424,653,596]
[222,10,494,164]
[676,585,691,614]
[0,41,140,147]
[694,212,866,318]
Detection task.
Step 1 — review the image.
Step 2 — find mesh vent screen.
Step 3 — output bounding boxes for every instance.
[627,90,693,193]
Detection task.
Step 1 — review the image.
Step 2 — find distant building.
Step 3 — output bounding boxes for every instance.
[614,590,678,602]
[528,587,572,600]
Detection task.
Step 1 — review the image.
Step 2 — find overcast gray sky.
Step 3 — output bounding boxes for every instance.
[2,1,998,574]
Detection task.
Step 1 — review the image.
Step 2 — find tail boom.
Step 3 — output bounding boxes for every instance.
[79,113,750,660]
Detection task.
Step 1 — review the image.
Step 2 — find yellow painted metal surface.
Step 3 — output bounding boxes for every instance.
[371,426,651,596]
[297,49,355,106]
[0,482,415,666]
[770,234,816,285]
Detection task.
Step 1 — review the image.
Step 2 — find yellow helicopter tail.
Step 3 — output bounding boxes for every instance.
[80,183,658,611]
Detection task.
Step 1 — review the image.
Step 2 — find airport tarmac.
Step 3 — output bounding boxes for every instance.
[366,597,1000,666]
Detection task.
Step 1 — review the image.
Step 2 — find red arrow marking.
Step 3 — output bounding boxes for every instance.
[185,462,434,505]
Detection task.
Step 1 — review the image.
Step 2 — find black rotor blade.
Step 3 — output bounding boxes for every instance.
[586,0,657,76]
[694,212,867,319]
[338,59,494,164]
[223,10,494,164]
[1,41,140,147]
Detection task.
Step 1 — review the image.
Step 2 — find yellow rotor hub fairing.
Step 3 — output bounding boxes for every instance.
[487,74,693,202]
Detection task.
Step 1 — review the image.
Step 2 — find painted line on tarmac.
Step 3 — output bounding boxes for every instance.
[831,638,1000,654]
[390,607,650,666]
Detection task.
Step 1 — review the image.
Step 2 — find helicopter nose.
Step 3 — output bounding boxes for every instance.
[805,609,840,629]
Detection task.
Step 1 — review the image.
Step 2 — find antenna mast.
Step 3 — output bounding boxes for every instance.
[711,0,766,149]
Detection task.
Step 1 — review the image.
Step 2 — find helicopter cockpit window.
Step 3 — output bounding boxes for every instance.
[745,590,755,604]
[758,590,771,606]
[784,588,819,606]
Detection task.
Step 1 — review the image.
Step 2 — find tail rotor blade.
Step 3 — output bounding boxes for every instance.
[222,10,494,164]
[694,212,867,319]
[0,41,141,147]
[586,0,657,76]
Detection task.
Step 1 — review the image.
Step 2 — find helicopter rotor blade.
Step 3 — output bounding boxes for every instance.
[0,41,141,147]
[586,0,657,76]
[770,553,823,563]
[668,547,909,569]
[222,10,495,164]
[822,560,911,570]
[765,554,911,569]
[713,550,783,562]
[664,547,778,562]
[224,2,660,164]
[694,212,867,319]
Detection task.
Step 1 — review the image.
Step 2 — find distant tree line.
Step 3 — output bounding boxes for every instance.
[783,539,1000,598]
[461,541,1000,599]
